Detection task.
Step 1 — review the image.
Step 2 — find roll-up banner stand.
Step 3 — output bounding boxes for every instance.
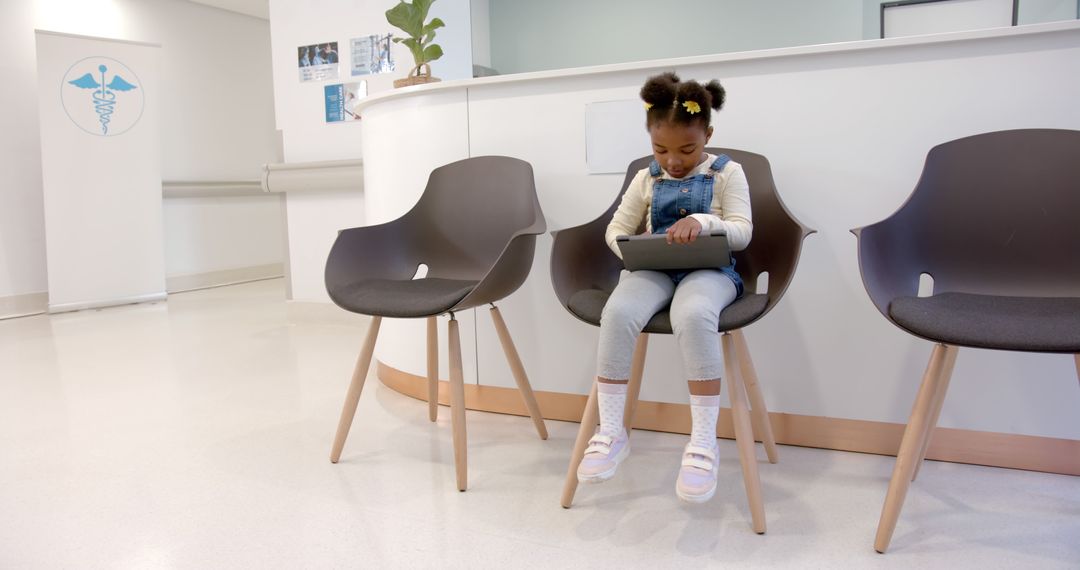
[35,30,166,313]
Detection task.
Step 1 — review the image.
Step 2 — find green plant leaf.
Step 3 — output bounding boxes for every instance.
[385,1,422,38]
[423,43,443,62]
[421,17,445,35]
[422,17,444,43]
[399,37,424,63]
[413,0,436,23]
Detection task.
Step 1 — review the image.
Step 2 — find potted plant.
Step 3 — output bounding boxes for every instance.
[385,0,444,88]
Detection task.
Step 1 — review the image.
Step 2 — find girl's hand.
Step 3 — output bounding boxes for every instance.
[665,217,702,244]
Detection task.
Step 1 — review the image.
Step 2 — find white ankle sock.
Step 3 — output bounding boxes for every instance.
[689,394,721,449]
[597,382,628,437]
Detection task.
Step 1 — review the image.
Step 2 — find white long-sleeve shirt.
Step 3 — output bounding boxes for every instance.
[605,153,753,258]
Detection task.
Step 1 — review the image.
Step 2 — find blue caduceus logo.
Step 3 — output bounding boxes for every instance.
[68,64,137,135]
[61,57,144,137]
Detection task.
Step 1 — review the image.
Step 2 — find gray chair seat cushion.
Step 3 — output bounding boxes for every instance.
[567,289,769,333]
[889,293,1080,353]
[332,278,478,318]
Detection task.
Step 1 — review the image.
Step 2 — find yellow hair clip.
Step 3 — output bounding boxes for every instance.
[682,100,701,114]
[644,102,653,110]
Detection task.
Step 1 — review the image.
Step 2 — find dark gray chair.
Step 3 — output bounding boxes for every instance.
[552,148,814,533]
[325,156,548,492]
[853,129,1080,553]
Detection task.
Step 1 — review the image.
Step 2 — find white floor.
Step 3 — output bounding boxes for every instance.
[1,280,1077,569]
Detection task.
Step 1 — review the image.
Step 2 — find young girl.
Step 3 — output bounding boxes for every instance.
[576,72,752,503]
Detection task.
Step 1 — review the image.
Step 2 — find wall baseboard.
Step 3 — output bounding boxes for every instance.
[377,361,1080,477]
[1,266,282,319]
[0,292,48,320]
[166,263,284,293]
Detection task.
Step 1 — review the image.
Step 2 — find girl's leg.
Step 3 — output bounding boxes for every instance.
[595,270,675,432]
[579,270,673,483]
[669,269,738,502]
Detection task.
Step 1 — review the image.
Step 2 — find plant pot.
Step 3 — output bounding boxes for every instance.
[393,63,441,88]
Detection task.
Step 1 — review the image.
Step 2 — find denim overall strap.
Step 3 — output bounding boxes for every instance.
[650,167,715,234]
[709,154,731,173]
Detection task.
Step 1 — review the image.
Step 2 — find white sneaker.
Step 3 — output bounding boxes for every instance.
[676,442,719,503]
[576,429,630,484]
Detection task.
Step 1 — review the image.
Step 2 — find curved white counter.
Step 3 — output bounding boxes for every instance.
[356,21,1080,472]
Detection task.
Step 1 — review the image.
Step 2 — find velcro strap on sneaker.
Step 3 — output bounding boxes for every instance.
[683,445,717,462]
[681,456,714,471]
[584,434,614,456]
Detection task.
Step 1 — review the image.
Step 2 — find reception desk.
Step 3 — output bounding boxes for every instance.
[349,21,1080,474]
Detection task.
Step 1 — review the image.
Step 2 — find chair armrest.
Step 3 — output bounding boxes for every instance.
[324,218,423,295]
[853,220,921,319]
[550,218,623,309]
[452,218,547,310]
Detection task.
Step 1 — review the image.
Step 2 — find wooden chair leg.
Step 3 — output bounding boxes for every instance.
[911,346,958,482]
[489,306,548,440]
[561,383,599,508]
[448,315,468,491]
[426,316,438,422]
[330,316,382,463]
[875,343,957,553]
[722,333,766,534]
[562,333,646,509]
[623,333,649,431]
[732,329,778,464]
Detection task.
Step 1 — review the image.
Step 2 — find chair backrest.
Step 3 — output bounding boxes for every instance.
[405,155,544,281]
[857,129,1080,315]
[551,147,813,322]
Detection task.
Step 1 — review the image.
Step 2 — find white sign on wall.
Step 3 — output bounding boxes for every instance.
[585,99,652,175]
[35,30,166,313]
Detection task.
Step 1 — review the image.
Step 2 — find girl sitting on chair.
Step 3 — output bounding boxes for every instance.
[577,72,753,503]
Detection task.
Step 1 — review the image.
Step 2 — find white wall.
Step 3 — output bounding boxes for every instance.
[0,0,283,315]
[488,0,865,74]
[117,0,285,283]
[0,1,49,302]
[162,195,284,279]
[1018,0,1079,24]
[471,0,491,68]
[864,0,1079,38]
[488,0,1079,73]
[267,0,473,302]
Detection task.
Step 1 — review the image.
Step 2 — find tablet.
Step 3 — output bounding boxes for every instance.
[616,231,733,272]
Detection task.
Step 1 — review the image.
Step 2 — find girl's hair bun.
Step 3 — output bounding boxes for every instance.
[704,80,726,110]
[640,73,725,129]
[640,71,679,109]
[675,81,708,111]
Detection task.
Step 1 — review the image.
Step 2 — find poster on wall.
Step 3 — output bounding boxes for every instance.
[298,41,339,82]
[350,34,395,76]
[324,81,367,123]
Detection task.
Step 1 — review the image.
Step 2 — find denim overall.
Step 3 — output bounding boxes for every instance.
[649,155,744,296]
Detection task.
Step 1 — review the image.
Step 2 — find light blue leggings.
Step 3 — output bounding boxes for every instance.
[596,269,738,380]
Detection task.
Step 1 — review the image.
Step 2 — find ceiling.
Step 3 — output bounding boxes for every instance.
[187,0,269,20]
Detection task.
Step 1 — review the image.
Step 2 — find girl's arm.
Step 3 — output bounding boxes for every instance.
[604,170,650,259]
[689,163,753,250]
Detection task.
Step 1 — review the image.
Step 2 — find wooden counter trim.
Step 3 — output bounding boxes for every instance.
[377,361,1080,477]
